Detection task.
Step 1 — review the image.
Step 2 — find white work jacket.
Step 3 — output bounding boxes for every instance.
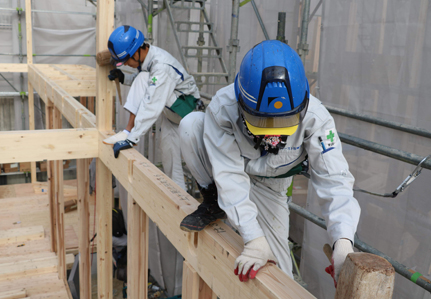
[127,45,200,143]
[204,84,361,245]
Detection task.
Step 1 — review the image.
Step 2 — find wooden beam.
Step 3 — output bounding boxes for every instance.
[0,128,98,163]
[335,253,395,299]
[77,159,91,299]
[0,64,28,73]
[55,81,96,97]
[50,65,78,80]
[25,0,32,65]
[99,137,315,299]
[95,0,115,298]
[0,226,44,245]
[0,288,27,299]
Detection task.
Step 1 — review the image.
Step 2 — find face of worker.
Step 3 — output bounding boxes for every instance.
[124,50,141,69]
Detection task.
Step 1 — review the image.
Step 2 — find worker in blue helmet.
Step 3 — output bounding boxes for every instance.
[178,40,360,284]
[104,25,200,191]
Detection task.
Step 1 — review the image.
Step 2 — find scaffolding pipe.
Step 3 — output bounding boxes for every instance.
[326,105,431,139]
[0,92,32,97]
[0,53,95,57]
[164,0,189,71]
[276,12,287,44]
[228,0,240,84]
[339,133,431,170]
[298,0,310,64]
[288,202,431,293]
[147,0,154,43]
[201,8,229,80]
[250,0,269,40]
[0,7,96,16]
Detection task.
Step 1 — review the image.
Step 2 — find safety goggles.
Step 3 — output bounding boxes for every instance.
[238,94,309,135]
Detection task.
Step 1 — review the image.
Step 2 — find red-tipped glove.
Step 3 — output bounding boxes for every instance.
[234,236,278,282]
[325,239,353,288]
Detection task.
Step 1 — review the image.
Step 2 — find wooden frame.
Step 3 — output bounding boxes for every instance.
[0,1,316,298]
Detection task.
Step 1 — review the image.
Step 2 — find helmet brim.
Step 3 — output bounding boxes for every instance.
[245,119,299,136]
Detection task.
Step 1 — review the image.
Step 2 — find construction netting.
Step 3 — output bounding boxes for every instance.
[1,0,431,298]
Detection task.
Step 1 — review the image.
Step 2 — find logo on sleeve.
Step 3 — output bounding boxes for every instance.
[150,76,157,86]
[325,128,337,147]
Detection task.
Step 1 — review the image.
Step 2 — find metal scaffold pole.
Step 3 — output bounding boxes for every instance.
[298,0,310,64]
[228,0,240,84]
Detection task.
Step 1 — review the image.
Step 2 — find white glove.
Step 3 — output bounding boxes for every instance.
[234,236,278,282]
[333,238,354,281]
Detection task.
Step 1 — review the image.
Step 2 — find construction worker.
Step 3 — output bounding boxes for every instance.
[178,40,360,284]
[104,25,200,190]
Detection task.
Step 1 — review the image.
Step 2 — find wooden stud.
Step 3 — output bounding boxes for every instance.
[77,158,91,299]
[182,261,199,299]
[127,195,149,299]
[53,107,66,281]
[335,253,395,299]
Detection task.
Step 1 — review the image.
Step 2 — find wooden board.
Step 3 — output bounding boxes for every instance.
[0,128,98,163]
[0,288,26,299]
[99,135,315,299]
[0,226,44,245]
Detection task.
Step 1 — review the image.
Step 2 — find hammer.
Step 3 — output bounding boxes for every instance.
[96,49,123,105]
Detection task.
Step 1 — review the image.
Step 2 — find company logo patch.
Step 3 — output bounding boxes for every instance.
[325,128,337,147]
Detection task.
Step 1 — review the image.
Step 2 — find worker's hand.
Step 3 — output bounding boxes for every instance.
[108,69,125,84]
[113,139,135,158]
[325,238,353,287]
[234,236,277,282]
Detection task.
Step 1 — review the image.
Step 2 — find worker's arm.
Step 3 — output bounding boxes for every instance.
[303,104,360,282]
[203,96,277,282]
[203,99,265,244]
[127,64,177,144]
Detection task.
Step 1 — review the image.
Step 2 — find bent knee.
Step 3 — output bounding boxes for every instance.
[179,112,204,138]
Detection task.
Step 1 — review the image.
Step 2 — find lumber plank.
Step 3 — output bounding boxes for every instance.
[0,288,26,299]
[335,253,395,299]
[0,256,58,281]
[55,81,96,97]
[0,226,44,245]
[0,128,98,163]
[0,64,28,73]
[182,261,199,299]
[99,138,315,299]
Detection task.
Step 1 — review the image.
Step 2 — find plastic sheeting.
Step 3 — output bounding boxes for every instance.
[2,0,431,298]
[300,1,431,298]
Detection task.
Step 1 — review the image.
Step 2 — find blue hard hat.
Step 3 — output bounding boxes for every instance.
[234,40,309,136]
[108,25,145,65]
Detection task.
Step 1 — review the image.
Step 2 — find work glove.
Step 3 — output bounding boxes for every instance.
[108,69,125,84]
[234,236,278,282]
[113,139,135,158]
[325,238,353,287]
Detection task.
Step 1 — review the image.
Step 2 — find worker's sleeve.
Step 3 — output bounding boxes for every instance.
[203,104,265,244]
[127,64,177,143]
[123,71,139,86]
[303,112,361,247]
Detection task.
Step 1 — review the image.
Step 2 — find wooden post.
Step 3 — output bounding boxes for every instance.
[335,253,395,299]
[77,158,91,299]
[45,100,57,253]
[25,0,36,182]
[95,1,115,298]
[53,106,66,280]
[127,195,149,299]
[182,261,215,299]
